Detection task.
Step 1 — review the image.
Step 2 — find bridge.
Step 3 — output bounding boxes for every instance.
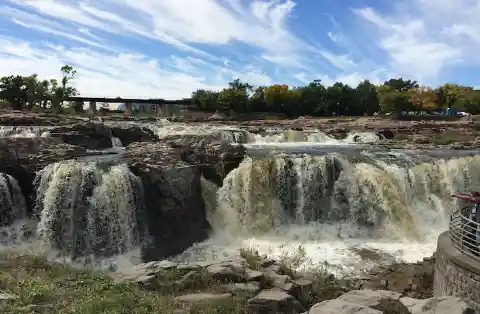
[64,96,194,117]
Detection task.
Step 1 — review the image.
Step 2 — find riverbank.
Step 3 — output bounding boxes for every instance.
[0,250,444,314]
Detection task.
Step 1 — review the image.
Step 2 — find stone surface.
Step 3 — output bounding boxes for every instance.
[338,289,401,308]
[110,125,157,146]
[124,142,210,262]
[401,296,477,314]
[166,133,246,186]
[248,288,304,314]
[434,231,480,311]
[50,122,113,150]
[218,282,261,296]
[308,299,382,314]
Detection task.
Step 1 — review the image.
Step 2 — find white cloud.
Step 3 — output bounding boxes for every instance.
[318,50,357,72]
[327,32,339,42]
[5,0,312,67]
[353,1,480,82]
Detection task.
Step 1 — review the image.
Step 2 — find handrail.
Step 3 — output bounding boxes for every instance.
[449,205,480,262]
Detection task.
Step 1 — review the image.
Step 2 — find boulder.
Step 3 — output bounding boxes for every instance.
[123,142,210,261]
[376,129,395,140]
[400,296,477,314]
[248,288,305,314]
[309,299,381,314]
[180,139,246,186]
[338,290,401,309]
[50,122,113,150]
[110,125,157,146]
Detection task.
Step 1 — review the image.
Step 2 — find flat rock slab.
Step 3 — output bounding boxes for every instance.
[338,289,401,308]
[309,299,382,314]
[400,296,477,314]
[219,282,261,296]
[248,288,304,314]
[174,293,232,303]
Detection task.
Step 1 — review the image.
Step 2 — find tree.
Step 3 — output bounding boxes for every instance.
[376,78,420,114]
[298,80,327,116]
[355,80,380,115]
[59,65,78,112]
[408,86,438,111]
[248,87,267,112]
[217,79,252,113]
[264,84,291,113]
[191,89,219,112]
[0,75,29,110]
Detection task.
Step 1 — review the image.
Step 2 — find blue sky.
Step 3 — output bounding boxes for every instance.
[0,0,479,99]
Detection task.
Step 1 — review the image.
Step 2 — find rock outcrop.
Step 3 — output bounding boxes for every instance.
[165,133,246,186]
[117,255,475,314]
[123,142,211,261]
[50,122,113,150]
[110,125,158,146]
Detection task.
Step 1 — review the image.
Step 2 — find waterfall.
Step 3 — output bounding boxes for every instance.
[34,160,144,259]
[0,173,27,226]
[215,154,480,241]
[111,137,123,148]
[150,121,380,145]
[0,126,50,138]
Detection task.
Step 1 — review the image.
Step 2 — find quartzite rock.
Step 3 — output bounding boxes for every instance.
[111,125,157,146]
[50,122,113,150]
[124,142,210,262]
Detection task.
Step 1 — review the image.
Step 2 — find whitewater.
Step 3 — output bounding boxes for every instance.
[0,122,478,277]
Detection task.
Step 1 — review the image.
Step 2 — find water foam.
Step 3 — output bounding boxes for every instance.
[0,126,51,138]
[178,153,480,276]
[34,160,144,260]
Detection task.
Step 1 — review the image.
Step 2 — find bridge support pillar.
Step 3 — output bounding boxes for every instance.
[88,101,97,115]
[125,102,132,115]
[157,104,165,117]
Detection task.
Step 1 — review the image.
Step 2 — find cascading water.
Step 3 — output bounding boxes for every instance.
[0,126,50,137]
[217,154,480,238]
[34,160,144,259]
[0,173,27,226]
[183,152,480,275]
[149,121,380,145]
[111,137,123,148]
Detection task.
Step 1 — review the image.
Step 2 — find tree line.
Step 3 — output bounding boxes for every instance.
[0,65,78,113]
[192,78,480,117]
[2,65,480,117]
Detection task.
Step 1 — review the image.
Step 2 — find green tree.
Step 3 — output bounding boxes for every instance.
[248,87,267,112]
[355,80,380,115]
[217,79,252,113]
[59,65,79,112]
[298,80,327,116]
[191,89,220,111]
[0,75,28,110]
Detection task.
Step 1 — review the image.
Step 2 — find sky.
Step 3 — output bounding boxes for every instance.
[0,0,479,99]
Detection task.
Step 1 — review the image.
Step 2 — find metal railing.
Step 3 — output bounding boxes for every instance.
[449,206,480,261]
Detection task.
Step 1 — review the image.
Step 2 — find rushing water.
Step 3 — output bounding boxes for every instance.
[0,126,51,137]
[33,161,144,260]
[1,120,479,277]
[179,147,480,276]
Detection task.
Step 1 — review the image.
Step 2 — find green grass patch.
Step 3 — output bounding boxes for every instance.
[0,252,251,314]
[432,131,475,145]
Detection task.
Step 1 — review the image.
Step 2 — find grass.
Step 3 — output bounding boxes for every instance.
[239,245,346,306]
[0,247,347,314]
[432,131,475,145]
[0,252,251,314]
